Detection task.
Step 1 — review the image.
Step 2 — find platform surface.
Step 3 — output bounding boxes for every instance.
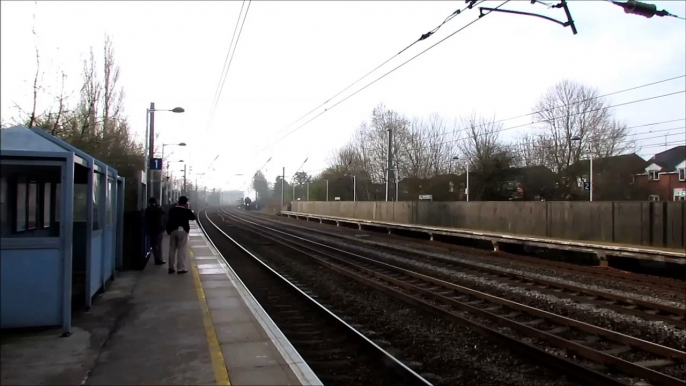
[0,221,320,386]
[280,210,686,262]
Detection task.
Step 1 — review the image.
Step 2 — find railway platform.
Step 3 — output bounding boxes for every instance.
[279,211,686,266]
[0,222,320,386]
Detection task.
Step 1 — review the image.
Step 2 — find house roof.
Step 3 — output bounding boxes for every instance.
[646,145,686,172]
[569,153,647,175]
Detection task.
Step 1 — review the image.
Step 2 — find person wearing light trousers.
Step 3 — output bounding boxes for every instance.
[165,196,196,274]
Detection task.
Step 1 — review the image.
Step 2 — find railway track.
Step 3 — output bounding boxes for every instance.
[197,209,431,386]
[229,208,685,329]
[270,210,685,293]
[224,209,686,386]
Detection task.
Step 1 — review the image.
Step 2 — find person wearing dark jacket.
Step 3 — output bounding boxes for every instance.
[144,197,166,265]
[166,196,196,274]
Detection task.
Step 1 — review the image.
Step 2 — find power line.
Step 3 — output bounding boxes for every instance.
[206,1,494,186]
[420,133,685,170]
[271,1,487,141]
[197,2,252,183]
[400,90,686,154]
[256,0,512,155]
[207,0,252,131]
[417,74,686,143]
[207,0,246,128]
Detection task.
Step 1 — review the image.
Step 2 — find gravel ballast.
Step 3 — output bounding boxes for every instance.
[209,212,585,386]
[240,211,686,351]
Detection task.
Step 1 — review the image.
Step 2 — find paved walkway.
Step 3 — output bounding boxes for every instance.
[1,221,320,385]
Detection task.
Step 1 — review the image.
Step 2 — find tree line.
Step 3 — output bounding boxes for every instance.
[254,79,643,204]
[3,35,147,210]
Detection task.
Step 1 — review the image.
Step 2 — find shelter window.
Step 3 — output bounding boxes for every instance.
[92,172,103,231]
[2,165,61,237]
[27,182,38,230]
[16,182,27,232]
[106,179,114,225]
[55,183,61,223]
[649,171,660,181]
[43,183,51,228]
[1,178,8,235]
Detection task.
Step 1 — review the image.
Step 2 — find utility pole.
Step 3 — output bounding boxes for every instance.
[385,128,393,201]
[306,182,310,201]
[281,167,285,209]
[326,180,329,202]
[147,102,155,199]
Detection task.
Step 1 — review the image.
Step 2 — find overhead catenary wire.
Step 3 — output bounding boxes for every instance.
[204,2,492,188]
[207,0,246,128]
[197,0,252,183]
[400,90,686,154]
[417,74,686,143]
[413,133,686,171]
[272,1,487,141]
[241,128,686,182]
[256,0,512,155]
[215,99,684,191]
[207,0,252,131]
[233,60,683,186]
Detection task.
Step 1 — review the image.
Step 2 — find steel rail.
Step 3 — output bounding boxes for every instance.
[199,209,433,386]
[223,210,686,386]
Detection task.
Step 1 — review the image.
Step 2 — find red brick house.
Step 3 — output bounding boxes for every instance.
[634,146,686,201]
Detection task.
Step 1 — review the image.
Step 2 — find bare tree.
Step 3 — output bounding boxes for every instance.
[79,48,101,139]
[532,80,632,173]
[51,70,68,135]
[512,133,547,168]
[456,113,513,200]
[102,34,121,133]
[28,5,42,128]
[457,113,505,170]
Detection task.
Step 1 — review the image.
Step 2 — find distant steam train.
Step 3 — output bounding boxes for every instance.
[241,197,252,210]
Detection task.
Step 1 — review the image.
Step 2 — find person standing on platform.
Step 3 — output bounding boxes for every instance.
[166,196,196,274]
[145,197,166,265]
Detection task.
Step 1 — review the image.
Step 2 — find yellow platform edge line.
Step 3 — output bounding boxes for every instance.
[190,250,231,386]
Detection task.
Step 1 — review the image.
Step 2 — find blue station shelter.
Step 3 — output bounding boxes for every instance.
[1,126,125,335]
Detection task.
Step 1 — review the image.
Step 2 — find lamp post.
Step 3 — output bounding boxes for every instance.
[180,164,187,195]
[145,104,184,200]
[160,143,186,201]
[164,159,184,204]
[571,136,592,201]
[324,179,329,201]
[452,155,469,201]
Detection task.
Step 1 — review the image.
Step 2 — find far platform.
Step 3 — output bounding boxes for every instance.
[279,210,686,265]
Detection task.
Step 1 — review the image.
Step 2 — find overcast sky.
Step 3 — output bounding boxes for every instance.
[2,0,685,196]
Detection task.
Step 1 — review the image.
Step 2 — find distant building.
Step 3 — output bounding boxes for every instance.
[566,153,648,200]
[634,146,686,201]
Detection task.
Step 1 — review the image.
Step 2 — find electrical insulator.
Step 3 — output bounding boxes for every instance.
[616,0,669,18]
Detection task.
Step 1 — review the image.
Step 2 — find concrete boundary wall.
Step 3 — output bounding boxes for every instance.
[291,201,685,249]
